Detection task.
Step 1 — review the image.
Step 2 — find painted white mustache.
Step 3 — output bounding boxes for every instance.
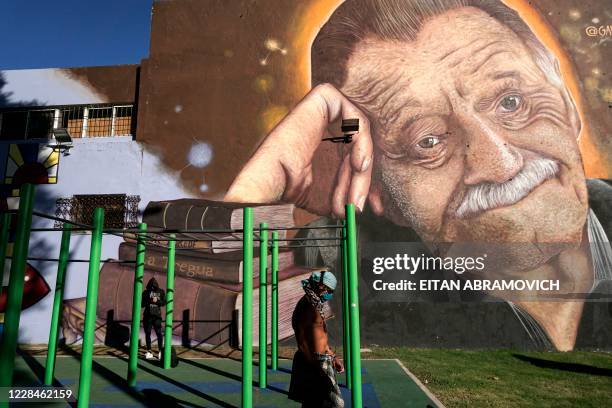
[456,157,560,219]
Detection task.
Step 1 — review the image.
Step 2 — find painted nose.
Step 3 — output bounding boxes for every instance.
[459,116,523,185]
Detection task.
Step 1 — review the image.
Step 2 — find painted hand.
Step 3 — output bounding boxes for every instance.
[224,83,373,218]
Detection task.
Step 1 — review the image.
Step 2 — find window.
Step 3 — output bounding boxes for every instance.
[0,104,134,140]
[86,107,113,137]
[54,194,140,230]
[61,107,84,138]
[0,109,55,140]
[113,106,133,136]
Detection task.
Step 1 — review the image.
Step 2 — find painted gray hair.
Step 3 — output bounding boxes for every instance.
[311,0,563,89]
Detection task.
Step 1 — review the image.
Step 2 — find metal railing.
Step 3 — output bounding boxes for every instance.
[0,103,134,141]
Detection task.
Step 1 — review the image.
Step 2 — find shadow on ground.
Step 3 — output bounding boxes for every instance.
[513,354,612,377]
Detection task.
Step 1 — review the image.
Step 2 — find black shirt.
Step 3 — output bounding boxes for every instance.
[142,288,166,319]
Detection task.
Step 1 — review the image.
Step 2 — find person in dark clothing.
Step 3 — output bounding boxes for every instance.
[142,277,165,360]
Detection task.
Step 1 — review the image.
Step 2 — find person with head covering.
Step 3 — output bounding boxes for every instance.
[289,269,344,407]
[141,277,165,360]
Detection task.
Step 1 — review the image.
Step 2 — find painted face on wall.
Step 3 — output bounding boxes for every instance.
[342,8,590,274]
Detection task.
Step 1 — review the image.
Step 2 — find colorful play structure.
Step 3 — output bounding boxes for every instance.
[0,183,363,407]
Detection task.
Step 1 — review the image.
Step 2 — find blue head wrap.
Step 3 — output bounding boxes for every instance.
[301,270,337,291]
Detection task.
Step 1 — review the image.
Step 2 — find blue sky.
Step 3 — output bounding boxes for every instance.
[0,0,153,70]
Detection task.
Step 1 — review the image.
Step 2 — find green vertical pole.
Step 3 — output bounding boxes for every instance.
[76,207,104,408]
[242,208,253,408]
[258,223,268,388]
[0,183,35,389]
[163,234,175,369]
[127,223,147,386]
[44,223,72,385]
[0,212,11,300]
[341,221,352,389]
[270,231,279,371]
[346,204,362,408]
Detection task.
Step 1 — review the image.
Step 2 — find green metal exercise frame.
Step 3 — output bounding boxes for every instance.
[345,203,363,407]
[127,223,147,386]
[0,195,363,408]
[271,230,279,371]
[0,184,35,392]
[242,207,254,408]
[164,234,176,369]
[76,207,105,408]
[44,223,72,385]
[259,222,268,388]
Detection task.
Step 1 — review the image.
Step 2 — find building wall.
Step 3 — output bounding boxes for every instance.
[0,67,193,343]
[0,0,610,349]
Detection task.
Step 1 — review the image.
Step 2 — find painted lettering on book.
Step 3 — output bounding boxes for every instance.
[144,254,215,278]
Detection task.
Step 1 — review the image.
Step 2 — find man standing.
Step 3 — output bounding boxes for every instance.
[142,277,165,360]
[289,270,344,408]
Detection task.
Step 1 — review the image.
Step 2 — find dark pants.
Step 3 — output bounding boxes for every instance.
[143,316,163,351]
[289,350,344,408]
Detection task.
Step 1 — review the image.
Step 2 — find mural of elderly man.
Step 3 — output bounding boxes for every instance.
[225,0,612,351]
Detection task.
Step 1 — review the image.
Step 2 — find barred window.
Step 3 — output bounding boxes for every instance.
[55,194,140,230]
[0,104,134,140]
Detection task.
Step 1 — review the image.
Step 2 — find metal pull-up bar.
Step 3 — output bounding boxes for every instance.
[0,184,108,407]
[163,234,176,370]
[259,223,268,389]
[346,203,363,407]
[240,204,363,408]
[0,185,363,408]
[0,183,35,391]
[127,223,147,387]
[242,207,254,407]
[271,230,279,371]
[76,207,105,408]
[44,223,72,385]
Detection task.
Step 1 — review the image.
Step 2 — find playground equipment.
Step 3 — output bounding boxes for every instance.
[0,183,363,407]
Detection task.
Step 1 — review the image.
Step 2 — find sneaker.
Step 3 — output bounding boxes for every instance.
[145,351,154,360]
[158,351,162,360]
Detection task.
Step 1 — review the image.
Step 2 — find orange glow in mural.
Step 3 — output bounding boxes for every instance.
[288,0,608,178]
[503,0,607,178]
[290,0,343,96]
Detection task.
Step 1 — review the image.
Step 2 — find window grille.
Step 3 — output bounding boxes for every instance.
[0,104,134,141]
[54,194,140,230]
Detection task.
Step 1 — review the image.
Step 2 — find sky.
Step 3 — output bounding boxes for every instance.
[0,0,153,70]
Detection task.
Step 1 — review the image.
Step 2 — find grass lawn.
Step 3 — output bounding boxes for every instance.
[367,348,612,407]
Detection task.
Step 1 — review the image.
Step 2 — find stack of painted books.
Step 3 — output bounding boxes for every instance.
[96,199,322,347]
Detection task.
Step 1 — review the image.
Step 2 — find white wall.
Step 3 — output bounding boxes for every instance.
[0,67,198,344]
[14,136,194,343]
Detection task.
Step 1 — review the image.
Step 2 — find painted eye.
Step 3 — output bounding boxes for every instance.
[417,136,440,149]
[499,94,522,112]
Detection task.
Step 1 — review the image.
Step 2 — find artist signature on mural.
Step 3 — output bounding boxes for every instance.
[585,25,612,37]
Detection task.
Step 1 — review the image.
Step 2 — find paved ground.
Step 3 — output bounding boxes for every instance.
[11,351,438,407]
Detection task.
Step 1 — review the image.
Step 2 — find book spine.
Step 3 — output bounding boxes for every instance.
[143,202,233,230]
[118,242,244,284]
[123,232,213,252]
[97,262,239,346]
